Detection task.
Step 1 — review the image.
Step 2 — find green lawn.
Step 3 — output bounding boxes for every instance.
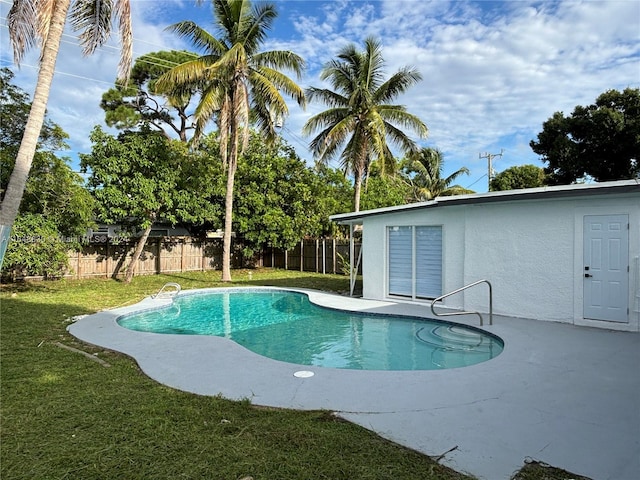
[1,269,588,480]
[1,270,472,480]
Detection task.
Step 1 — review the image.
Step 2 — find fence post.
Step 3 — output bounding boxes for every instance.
[180,238,187,272]
[322,238,326,274]
[105,241,111,278]
[300,240,304,272]
[156,239,162,274]
[332,238,336,274]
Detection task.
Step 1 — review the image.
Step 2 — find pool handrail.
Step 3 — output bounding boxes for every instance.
[153,282,181,299]
[430,279,493,326]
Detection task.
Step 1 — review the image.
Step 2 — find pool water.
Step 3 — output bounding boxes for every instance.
[117,290,503,370]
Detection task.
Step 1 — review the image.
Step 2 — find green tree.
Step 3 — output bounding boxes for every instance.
[490,164,547,191]
[1,68,94,280]
[401,147,471,201]
[303,36,428,212]
[360,174,412,210]
[0,68,67,176]
[233,134,329,257]
[101,50,197,141]
[2,0,132,268]
[156,0,306,282]
[81,127,220,283]
[20,153,95,239]
[530,88,640,184]
[312,163,353,236]
[1,69,93,237]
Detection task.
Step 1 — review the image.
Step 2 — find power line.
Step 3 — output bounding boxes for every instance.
[0,13,199,69]
[281,124,309,152]
[466,174,488,190]
[0,58,119,87]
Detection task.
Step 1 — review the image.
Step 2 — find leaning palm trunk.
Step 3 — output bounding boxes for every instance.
[0,0,71,269]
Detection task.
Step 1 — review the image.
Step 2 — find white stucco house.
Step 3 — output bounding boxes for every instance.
[330,179,640,332]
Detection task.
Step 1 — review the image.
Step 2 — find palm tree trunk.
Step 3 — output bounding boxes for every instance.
[0,0,71,269]
[221,161,237,282]
[124,223,154,283]
[221,118,240,282]
[353,174,362,213]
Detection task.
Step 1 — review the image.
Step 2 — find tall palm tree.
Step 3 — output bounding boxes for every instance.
[1,0,132,268]
[303,37,428,212]
[402,147,472,201]
[156,0,305,282]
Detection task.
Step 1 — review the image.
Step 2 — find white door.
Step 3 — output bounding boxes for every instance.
[583,215,629,323]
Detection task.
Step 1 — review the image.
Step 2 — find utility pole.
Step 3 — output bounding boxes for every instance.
[479,149,503,191]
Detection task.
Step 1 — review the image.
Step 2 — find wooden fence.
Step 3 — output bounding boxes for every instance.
[62,237,361,279]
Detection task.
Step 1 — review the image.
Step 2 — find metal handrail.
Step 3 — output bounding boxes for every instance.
[153,282,181,299]
[430,279,493,326]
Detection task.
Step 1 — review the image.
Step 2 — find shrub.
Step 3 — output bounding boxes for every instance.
[2,214,70,280]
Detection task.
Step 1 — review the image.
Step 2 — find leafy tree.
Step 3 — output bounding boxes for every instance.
[156,0,306,282]
[20,153,95,239]
[1,68,94,280]
[312,163,353,236]
[2,213,69,280]
[0,68,67,172]
[401,147,471,201]
[2,0,132,269]
[530,88,640,184]
[360,174,412,210]
[81,127,220,283]
[1,68,94,238]
[490,164,547,191]
[232,134,328,257]
[303,36,428,212]
[101,50,197,141]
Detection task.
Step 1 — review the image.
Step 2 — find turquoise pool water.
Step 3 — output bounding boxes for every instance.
[117,289,503,370]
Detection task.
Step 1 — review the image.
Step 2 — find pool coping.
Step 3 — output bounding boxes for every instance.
[68,286,640,480]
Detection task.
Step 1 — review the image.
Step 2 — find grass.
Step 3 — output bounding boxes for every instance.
[1,269,591,480]
[1,269,472,480]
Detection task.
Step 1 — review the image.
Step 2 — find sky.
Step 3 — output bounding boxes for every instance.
[1,0,639,193]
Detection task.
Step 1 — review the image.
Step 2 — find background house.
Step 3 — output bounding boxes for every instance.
[331,180,640,332]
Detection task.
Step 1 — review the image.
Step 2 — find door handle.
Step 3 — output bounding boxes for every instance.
[584,273,593,278]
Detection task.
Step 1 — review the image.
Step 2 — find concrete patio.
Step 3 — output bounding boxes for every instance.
[69,287,640,480]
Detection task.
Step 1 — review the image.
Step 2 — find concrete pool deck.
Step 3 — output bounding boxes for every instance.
[68,287,640,480]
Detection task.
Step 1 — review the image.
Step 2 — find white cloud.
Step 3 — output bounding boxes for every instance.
[2,0,638,192]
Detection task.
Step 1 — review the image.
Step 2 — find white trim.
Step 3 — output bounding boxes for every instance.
[331,179,640,224]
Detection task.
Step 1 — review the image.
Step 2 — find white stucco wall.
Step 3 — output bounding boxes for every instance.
[360,192,640,331]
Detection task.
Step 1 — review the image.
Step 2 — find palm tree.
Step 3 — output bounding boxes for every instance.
[156,0,305,282]
[402,147,472,201]
[1,0,132,268]
[302,37,428,212]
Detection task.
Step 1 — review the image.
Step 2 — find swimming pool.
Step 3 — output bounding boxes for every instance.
[117,289,503,370]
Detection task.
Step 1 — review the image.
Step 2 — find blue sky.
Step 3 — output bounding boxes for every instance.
[1,0,639,193]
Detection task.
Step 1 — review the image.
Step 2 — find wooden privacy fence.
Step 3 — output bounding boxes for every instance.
[64,237,361,279]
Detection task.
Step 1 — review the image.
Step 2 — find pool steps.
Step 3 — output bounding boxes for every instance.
[153,282,181,299]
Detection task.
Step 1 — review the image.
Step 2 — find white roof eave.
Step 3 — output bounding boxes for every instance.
[329,179,640,225]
